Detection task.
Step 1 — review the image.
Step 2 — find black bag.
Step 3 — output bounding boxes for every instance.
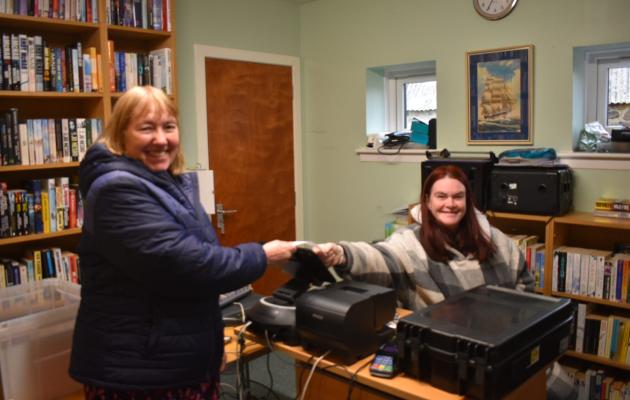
[397,285,575,400]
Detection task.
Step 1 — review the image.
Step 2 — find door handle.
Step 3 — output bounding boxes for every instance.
[216,203,238,234]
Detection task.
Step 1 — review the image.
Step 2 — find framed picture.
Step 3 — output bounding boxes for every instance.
[467,45,533,145]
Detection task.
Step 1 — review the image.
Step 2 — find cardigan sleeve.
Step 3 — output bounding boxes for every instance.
[334,226,446,309]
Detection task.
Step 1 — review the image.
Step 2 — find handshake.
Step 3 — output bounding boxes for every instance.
[262,240,346,267]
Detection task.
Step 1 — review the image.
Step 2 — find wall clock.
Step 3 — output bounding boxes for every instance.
[473,0,519,20]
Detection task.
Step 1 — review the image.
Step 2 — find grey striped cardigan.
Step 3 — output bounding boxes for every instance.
[334,206,535,310]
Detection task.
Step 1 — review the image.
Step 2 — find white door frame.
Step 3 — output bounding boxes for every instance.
[193,44,303,239]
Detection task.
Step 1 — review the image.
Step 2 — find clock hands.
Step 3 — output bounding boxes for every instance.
[486,0,495,11]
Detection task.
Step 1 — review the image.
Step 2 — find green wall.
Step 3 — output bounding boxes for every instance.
[175,0,630,243]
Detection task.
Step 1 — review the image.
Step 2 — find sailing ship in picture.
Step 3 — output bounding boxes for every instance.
[477,59,521,133]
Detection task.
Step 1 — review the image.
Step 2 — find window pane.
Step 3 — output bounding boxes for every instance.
[608,66,630,126]
[404,81,437,129]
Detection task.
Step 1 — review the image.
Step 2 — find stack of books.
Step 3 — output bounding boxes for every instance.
[594,198,630,219]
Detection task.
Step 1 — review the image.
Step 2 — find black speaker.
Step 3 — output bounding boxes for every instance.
[489,165,573,215]
[428,118,436,149]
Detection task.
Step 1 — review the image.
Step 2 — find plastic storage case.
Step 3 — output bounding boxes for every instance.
[0,279,81,400]
[397,285,575,400]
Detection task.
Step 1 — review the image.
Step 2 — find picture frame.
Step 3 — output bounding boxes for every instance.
[467,45,533,145]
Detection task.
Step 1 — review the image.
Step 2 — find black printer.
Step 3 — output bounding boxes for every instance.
[296,280,396,363]
[247,245,397,361]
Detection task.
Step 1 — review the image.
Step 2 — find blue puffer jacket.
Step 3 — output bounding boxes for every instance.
[69,144,267,389]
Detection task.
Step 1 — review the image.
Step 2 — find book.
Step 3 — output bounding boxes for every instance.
[593,209,630,219]
[595,198,630,212]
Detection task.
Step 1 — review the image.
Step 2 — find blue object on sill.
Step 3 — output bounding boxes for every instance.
[410,118,429,145]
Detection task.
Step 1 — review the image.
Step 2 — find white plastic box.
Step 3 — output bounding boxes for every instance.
[0,279,81,400]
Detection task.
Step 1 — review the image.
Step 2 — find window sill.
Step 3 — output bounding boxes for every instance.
[356,148,630,170]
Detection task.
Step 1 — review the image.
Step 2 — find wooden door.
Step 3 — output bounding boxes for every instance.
[205,58,295,296]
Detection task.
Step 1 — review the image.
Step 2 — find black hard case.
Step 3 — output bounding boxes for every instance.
[488,165,573,215]
[397,286,575,400]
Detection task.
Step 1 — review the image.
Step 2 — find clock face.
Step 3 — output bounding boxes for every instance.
[474,0,519,20]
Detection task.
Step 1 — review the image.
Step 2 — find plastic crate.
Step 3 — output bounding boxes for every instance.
[0,279,81,400]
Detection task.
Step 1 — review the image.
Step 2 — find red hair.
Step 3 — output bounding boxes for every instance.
[419,165,495,263]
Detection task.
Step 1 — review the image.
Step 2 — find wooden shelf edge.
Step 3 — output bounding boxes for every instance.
[107,24,171,39]
[0,162,80,172]
[553,211,630,229]
[0,228,82,245]
[0,12,98,30]
[0,91,102,98]
[564,350,630,371]
[486,211,553,223]
[551,292,630,310]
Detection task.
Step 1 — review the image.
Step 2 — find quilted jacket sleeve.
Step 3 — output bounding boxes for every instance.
[88,175,267,297]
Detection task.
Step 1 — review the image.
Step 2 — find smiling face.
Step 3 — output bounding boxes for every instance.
[123,107,180,172]
[426,176,467,230]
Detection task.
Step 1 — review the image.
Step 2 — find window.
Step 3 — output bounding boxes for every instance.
[573,43,630,151]
[392,76,437,131]
[366,60,436,135]
[597,59,630,129]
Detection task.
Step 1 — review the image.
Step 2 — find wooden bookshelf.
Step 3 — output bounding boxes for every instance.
[549,211,630,373]
[0,0,177,280]
[565,350,630,372]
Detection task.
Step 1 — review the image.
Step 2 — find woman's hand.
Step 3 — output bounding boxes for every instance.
[312,242,346,268]
[262,240,297,263]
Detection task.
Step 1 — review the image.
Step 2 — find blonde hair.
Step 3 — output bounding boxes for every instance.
[98,85,185,175]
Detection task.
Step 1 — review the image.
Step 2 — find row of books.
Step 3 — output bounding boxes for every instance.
[507,234,545,290]
[105,0,171,31]
[1,33,100,93]
[575,303,630,364]
[0,248,80,288]
[107,41,172,95]
[563,365,630,400]
[0,0,98,22]
[0,112,102,166]
[553,246,630,302]
[594,198,630,220]
[0,177,84,238]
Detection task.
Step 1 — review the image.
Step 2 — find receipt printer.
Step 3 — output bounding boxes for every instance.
[295,281,396,363]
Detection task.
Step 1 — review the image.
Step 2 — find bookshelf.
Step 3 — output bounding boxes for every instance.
[547,212,630,374]
[0,0,177,284]
[486,211,552,294]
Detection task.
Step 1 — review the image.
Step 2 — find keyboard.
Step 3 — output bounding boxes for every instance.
[219,285,252,308]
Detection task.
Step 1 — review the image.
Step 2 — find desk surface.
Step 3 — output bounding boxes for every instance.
[244,324,546,400]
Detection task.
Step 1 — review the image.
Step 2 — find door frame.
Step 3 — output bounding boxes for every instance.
[193,44,303,239]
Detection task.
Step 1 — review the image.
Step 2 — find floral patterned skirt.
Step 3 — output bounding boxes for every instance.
[83,380,219,400]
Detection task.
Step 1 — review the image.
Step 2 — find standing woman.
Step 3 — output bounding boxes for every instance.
[314,165,534,310]
[69,86,296,399]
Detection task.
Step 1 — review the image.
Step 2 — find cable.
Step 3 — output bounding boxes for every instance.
[346,359,372,400]
[297,350,331,400]
[265,329,273,399]
[236,321,252,400]
[234,301,246,324]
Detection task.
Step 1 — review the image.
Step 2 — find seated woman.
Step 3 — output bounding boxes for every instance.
[314,165,575,400]
[313,164,534,309]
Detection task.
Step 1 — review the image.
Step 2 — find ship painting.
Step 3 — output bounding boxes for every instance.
[477,60,521,134]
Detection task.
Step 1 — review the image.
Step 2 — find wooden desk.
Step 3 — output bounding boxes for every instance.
[245,332,547,400]
[56,326,267,400]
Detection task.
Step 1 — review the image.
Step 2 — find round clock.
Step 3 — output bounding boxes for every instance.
[473,0,519,20]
